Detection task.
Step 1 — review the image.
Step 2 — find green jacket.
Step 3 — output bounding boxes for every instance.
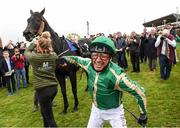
[65,56,147,114]
[25,43,58,90]
[176,36,180,48]
[176,36,180,42]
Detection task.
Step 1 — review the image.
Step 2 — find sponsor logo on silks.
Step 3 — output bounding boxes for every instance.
[38,62,52,71]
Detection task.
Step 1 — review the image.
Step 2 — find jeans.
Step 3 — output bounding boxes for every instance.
[159,54,172,79]
[15,68,27,88]
[118,52,128,69]
[5,74,16,94]
[25,65,29,84]
[148,57,157,71]
[0,73,6,88]
[130,52,140,72]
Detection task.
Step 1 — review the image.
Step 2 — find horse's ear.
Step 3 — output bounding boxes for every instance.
[40,8,45,15]
[30,10,34,15]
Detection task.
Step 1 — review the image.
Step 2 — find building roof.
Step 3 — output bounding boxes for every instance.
[143,13,180,27]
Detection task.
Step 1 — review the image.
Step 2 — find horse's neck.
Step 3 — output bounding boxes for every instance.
[43,22,64,54]
[43,22,58,41]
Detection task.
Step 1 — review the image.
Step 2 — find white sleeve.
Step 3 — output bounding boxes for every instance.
[155,35,161,47]
[166,38,176,47]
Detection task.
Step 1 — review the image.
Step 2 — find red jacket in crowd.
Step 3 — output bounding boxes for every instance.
[11,54,25,69]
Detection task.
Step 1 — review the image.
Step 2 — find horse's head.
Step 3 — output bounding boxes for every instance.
[23,8,45,42]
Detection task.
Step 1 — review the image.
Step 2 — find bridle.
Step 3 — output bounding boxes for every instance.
[36,17,45,36]
[31,17,71,57]
[30,17,45,39]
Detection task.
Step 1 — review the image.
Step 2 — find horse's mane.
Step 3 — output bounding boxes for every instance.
[40,16,69,56]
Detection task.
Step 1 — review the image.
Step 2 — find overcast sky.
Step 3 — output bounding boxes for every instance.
[0,0,180,46]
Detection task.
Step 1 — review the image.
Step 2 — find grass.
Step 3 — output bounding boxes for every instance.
[0,47,180,127]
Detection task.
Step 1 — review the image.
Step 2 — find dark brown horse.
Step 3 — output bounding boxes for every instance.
[23,8,85,114]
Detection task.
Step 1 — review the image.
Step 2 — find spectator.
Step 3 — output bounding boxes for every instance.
[11,48,27,88]
[155,29,176,80]
[0,38,6,88]
[115,32,128,70]
[146,28,157,71]
[5,40,15,57]
[128,31,141,72]
[19,42,30,84]
[140,28,148,63]
[0,49,16,95]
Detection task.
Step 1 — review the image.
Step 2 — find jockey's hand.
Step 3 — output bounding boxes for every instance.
[58,56,68,65]
[137,113,147,126]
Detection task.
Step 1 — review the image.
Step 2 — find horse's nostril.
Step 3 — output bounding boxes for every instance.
[23,31,29,36]
[23,31,33,40]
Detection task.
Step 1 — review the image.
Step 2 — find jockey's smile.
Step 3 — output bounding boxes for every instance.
[91,52,110,71]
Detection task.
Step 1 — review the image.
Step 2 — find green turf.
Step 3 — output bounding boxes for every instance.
[0,47,179,127]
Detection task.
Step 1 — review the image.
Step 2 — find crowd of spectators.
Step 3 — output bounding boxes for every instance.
[0,39,29,96]
[0,22,180,96]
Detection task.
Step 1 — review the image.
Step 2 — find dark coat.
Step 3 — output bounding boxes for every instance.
[0,48,3,60]
[0,48,3,75]
[140,34,148,56]
[0,58,15,76]
[129,36,140,53]
[115,37,127,51]
[147,35,157,59]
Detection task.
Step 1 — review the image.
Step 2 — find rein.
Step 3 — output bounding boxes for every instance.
[32,17,72,57]
[58,49,70,57]
[37,19,45,36]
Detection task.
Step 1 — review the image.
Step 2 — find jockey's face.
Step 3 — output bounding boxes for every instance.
[91,52,111,72]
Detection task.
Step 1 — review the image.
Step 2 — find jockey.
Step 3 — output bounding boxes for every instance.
[62,36,147,127]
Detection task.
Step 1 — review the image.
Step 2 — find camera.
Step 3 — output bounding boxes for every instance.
[16,54,20,60]
[160,36,166,40]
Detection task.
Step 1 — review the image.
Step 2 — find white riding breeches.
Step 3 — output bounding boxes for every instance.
[87,103,127,128]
